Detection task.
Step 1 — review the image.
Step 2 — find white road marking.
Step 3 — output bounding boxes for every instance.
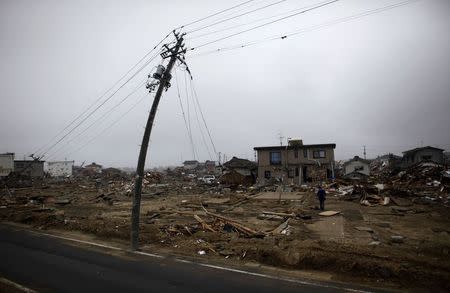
[27,230,124,251]
[13,226,373,293]
[0,277,37,293]
[197,263,372,293]
[134,250,165,258]
[174,258,193,264]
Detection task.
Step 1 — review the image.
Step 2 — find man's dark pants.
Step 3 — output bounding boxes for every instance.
[319,199,325,210]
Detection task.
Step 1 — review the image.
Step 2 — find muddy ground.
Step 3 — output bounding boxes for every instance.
[1,181,449,291]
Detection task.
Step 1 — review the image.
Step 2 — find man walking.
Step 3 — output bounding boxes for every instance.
[317,186,326,211]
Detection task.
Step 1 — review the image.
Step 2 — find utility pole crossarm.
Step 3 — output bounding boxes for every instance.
[131,32,185,250]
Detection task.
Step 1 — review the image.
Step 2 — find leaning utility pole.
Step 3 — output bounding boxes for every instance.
[131,32,185,250]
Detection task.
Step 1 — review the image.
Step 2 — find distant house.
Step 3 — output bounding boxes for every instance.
[102,167,125,178]
[84,162,103,174]
[402,146,444,167]
[444,151,450,164]
[343,156,370,179]
[220,157,257,186]
[183,160,199,170]
[254,139,336,185]
[205,160,216,173]
[375,154,402,166]
[14,160,45,178]
[370,153,402,173]
[223,157,257,176]
[47,161,74,177]
[72,165,84,177]
[0,153,14,177]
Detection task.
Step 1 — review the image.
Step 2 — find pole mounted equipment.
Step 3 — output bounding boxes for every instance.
[131,31,186,250]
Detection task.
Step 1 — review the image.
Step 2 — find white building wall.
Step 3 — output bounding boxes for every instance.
[344,161,370,176]
[47,161,74,177]
[0,153,14,177]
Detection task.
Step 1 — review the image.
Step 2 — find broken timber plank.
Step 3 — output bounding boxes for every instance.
[262,211,296,218]
[193,214,216,232]
[318,211,341,216]
[205,211,265,237]
[223,193,261,212]
[270,219,290,234]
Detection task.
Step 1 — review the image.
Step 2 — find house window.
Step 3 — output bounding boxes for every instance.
[313,150,326,158]
[421,155,431,160]
[270,151,281,165]
[288,168,295,178]
[303,149,308,158]
[354,166,363,172]
[264,171,271,179]
[295,167,299,177]
[294,149,298,158]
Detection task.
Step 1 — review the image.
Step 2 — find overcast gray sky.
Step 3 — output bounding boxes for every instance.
[1,0,449,168]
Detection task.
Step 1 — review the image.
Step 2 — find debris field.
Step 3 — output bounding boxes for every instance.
[1,161,449,291]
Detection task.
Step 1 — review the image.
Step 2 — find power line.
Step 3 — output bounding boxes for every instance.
[174,67,197,161]
[187,70,213,161]
[46,80,147,160]
[183,66,198,160]
[186,0,288,34]
[189,75,218,156]
[39,48,163,158]
[189,0,340,50]
[188,0,419,57]
[191,0,269,30]
[65,92,152,158]
[186,1,324,40]
[33,32,172,157]
[178,0,258,29]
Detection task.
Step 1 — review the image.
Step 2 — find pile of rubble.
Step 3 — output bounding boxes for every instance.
[329,161,450,207]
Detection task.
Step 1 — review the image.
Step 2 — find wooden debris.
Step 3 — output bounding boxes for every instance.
[319,210,341,216]
[205,211,265,237]
[55,199,71,205]
[184,226,193,235]
[193,214,216,232]
[222,193,261,212]
[355,226,374,233]
[271,219,290,234]
[257,214,283,221]
[261,211,296,218]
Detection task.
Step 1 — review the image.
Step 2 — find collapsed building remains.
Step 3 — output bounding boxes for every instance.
[220,157,257,186]
[401,146,444,167]
[13,159,45,178]
[0,153,14,177]
[47,160,74,177]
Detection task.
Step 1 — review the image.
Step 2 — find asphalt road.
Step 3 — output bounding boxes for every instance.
[0,224,372,292]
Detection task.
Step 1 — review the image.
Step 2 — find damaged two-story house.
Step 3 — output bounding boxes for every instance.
[254,139,336,185]
[401,146,444,167]
[343,156,370,180]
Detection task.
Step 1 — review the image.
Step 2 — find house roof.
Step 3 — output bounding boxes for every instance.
[223,157,257,170]
[14,160,45,163]
[344,171,369,178]
[376,154,402,160]
[254,143,336,151]
[48,161,74,164]
[85,162,102,168]
[402,146,444,155]
[344,156,370,165]
[183,160,199,165]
